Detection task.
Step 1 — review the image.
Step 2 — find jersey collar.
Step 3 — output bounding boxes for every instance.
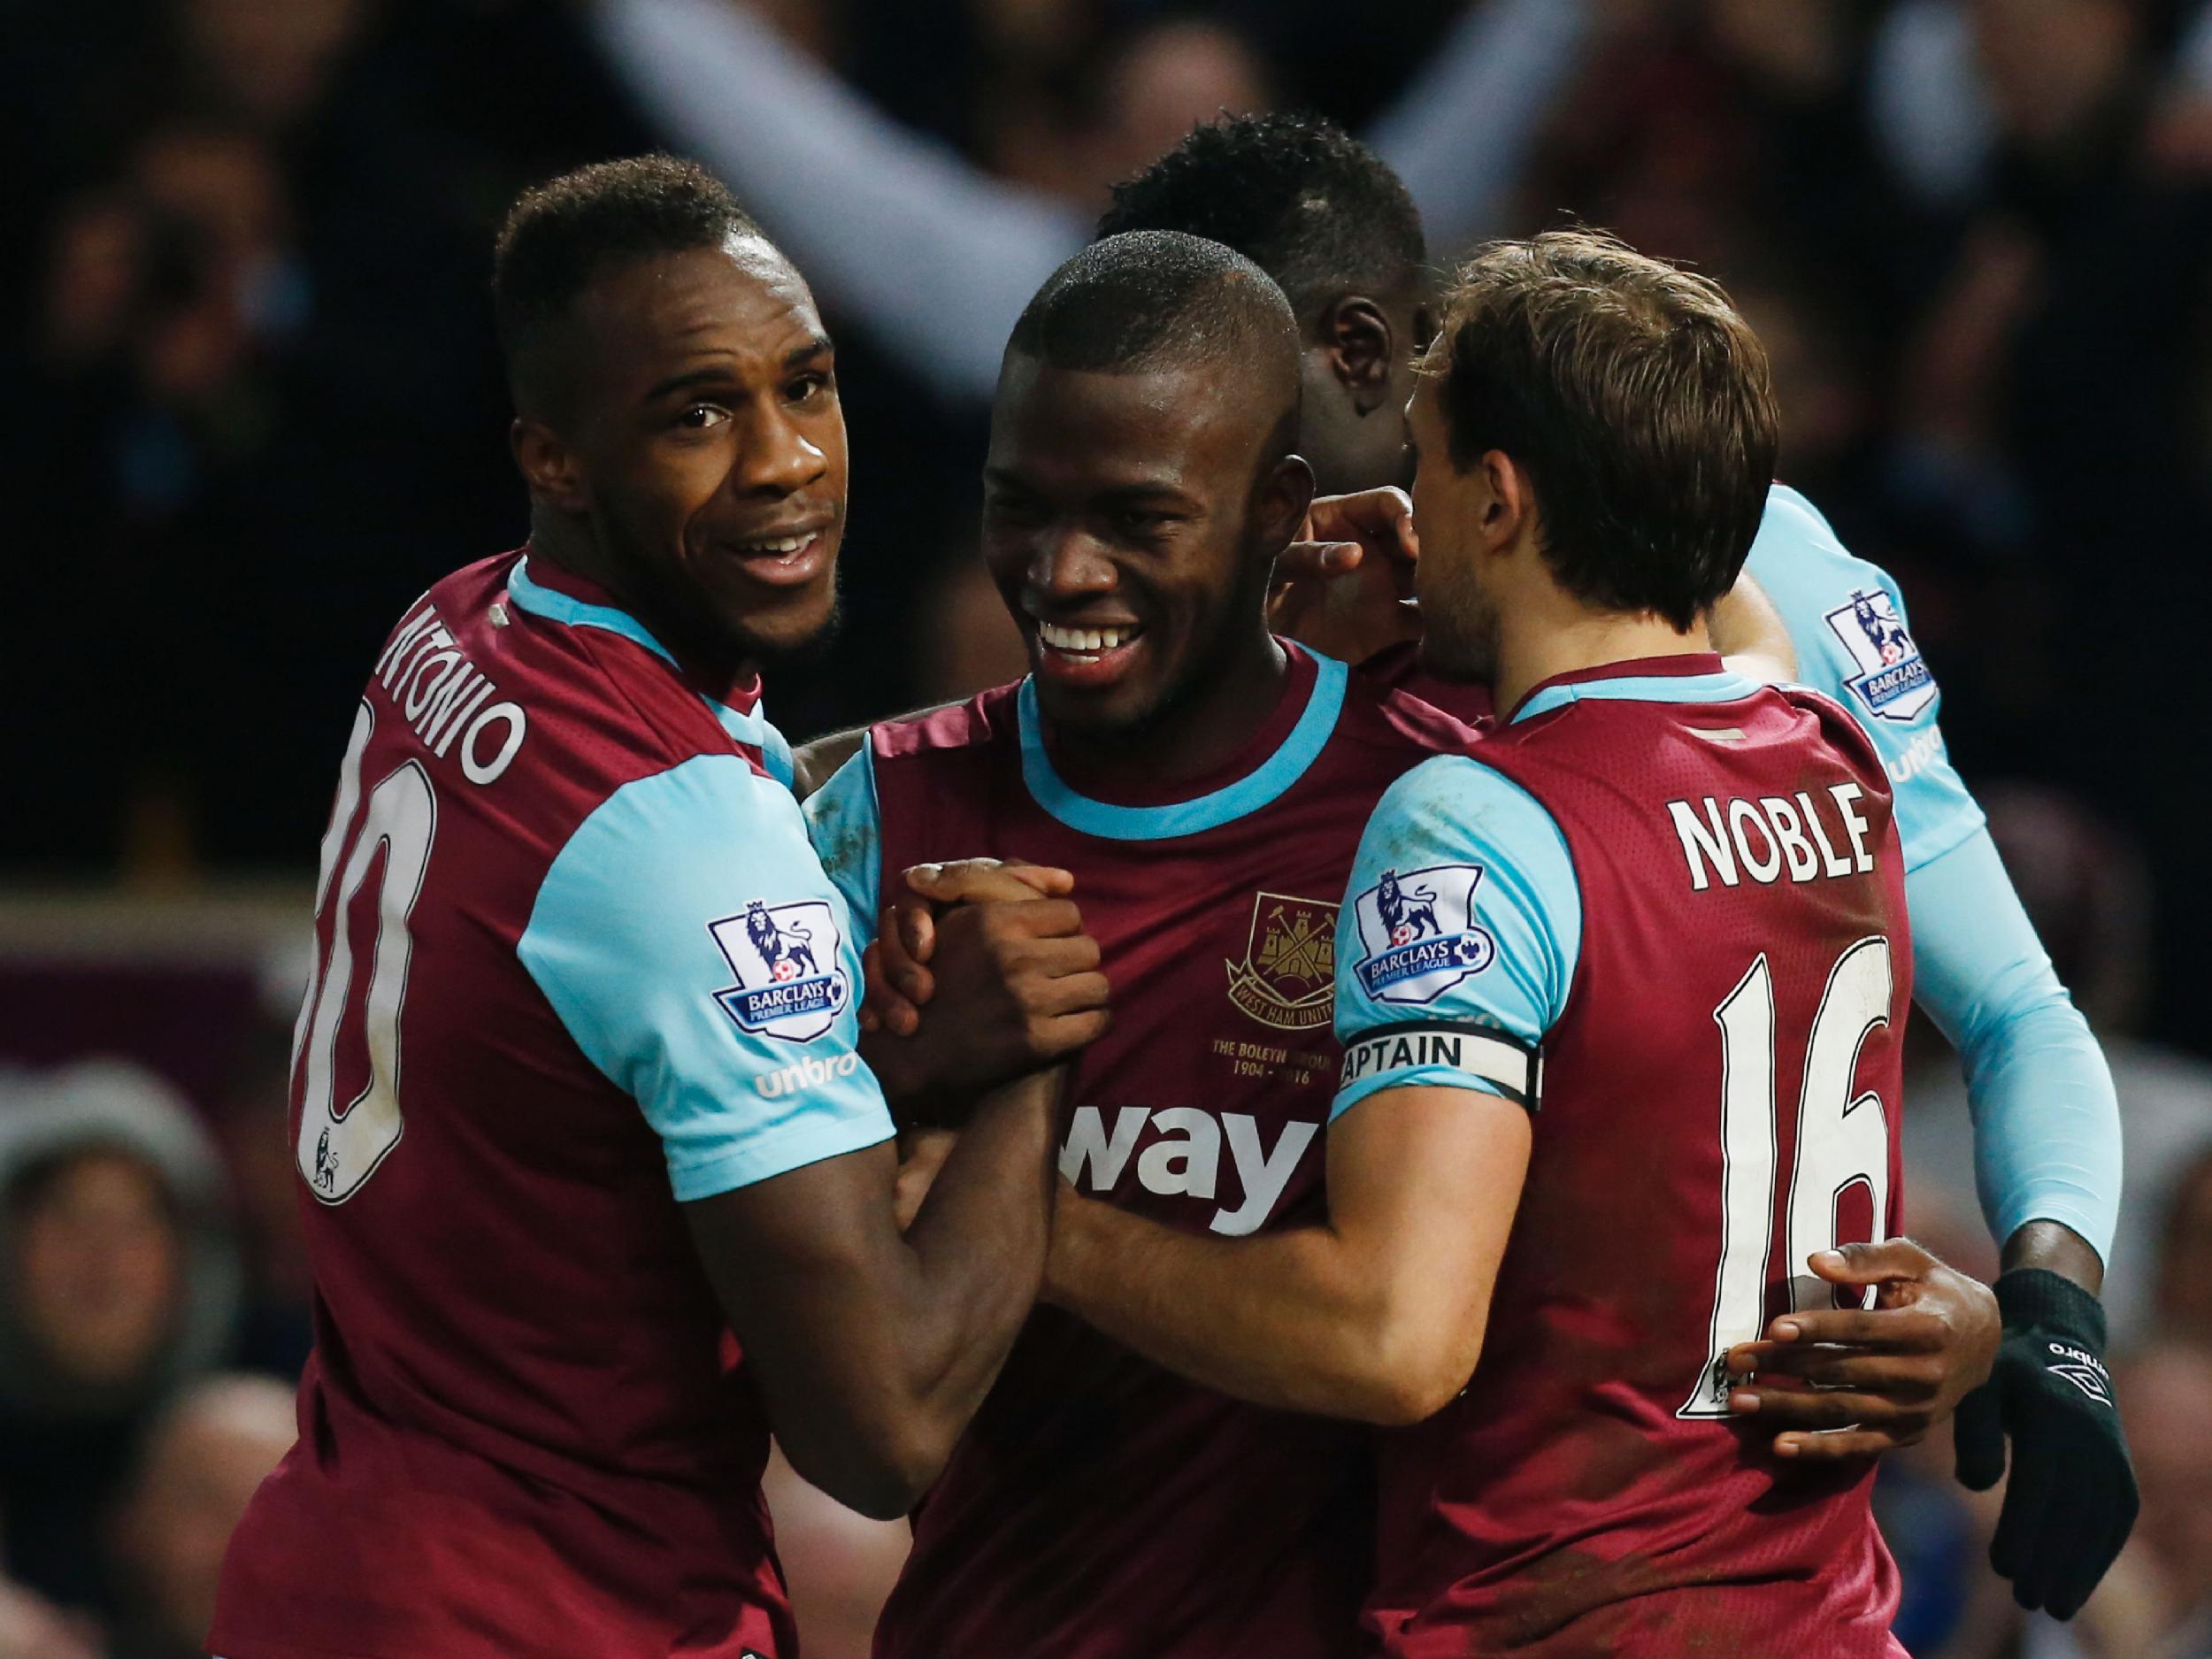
[505,552,780,766]
[1505,653,1757,725]
[1015,647,1349,841]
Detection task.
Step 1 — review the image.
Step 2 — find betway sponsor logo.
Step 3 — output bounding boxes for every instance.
[1058,1105,1317,1237]
[753,1052,861,1098]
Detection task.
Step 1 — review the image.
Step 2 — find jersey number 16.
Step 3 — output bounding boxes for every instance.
[1679,936,1895,1417]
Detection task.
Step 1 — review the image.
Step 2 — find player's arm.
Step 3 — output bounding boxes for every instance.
[790,725,870,800]
[1905,828,2134,1612]
[1743,488,2124,1279]
[1707,566,1795,684]
[1049,1081,1529,1423]
[1050,757,1563,1421]
[1744,482,2133,1617]
[520,757,1107,1517]
[683,1053,1061,1516]
[788,704,951,802]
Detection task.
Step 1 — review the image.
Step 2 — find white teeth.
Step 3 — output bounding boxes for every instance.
[1039,622,1137,654]
[739,534,810,555]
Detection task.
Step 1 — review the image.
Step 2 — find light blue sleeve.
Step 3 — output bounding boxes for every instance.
[800,747,881,954]
[758,717,796,794]
[1907,828,2121,1261]
[518,754,893,1201]
[1331,755,1582,1121]
[1744,484,1985,873]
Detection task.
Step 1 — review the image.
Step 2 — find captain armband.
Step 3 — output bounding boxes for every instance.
[1337,1020,1544,1113]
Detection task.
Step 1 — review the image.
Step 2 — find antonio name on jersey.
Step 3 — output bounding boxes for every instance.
[709,898,850,1041]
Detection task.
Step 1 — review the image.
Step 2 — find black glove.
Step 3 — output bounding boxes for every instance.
[1954,1268,2138,1618]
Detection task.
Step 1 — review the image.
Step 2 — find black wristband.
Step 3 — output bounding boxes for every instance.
[1992,1267,2108,1350]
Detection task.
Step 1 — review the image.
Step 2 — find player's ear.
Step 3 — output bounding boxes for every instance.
[1478,450,1535,553]
[1257,452,1317,552]
[1320,296,1395,411]
[511,417,590,515]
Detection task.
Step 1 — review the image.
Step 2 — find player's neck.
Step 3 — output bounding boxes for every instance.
[528,519,755,687]
[1049,631,1291,790]
[1490,591,1711,718]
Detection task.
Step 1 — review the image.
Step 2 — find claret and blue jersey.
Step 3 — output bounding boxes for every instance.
[1333,654,1916,1655]
[806,641,1475,1659]
[211,549,892,1659]
[1321,481,2120,1654]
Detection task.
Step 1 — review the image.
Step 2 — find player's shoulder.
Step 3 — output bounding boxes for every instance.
[1746,482,1876,588]
[367,550,771,840]
[1349,640,1498,726]
[1363,749,1561,847]
[1328,650,1485,766]
[870,680,1022,767]
[1768,682,1892,797]
[1748,485,1940,711]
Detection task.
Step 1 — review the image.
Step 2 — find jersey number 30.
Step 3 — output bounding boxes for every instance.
[291,703,436,1203]
[1680,936,1894,1417]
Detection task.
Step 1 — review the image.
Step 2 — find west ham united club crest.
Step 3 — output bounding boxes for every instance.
[709,898,849,1042]
[1823,588,1934,725]
[1351,864,1494,1005]
[1225,892,1337,1032]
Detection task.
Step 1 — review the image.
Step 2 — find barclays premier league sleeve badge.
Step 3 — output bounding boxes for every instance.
[1350,864,1494,1005]
[1823,588,1934,724]
[708,898,850,1041]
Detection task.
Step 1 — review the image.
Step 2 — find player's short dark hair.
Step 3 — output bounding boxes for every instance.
[1094,113,1425,332]
[492,155,763,416]
[1424,229,1778,632]
[1007,229,1298,388]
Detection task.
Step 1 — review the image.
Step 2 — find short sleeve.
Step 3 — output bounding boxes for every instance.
[1331,755,1582,1121]
[518,754,893,1201]
[1745,484,1985,872]
[801,746,882,952]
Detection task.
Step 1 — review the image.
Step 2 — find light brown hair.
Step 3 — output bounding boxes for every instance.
[1423,229,1778,631]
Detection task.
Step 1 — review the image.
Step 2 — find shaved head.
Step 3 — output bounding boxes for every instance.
[1005,230,1301,446]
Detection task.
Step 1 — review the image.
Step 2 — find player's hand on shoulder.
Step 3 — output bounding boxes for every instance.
[1270,488,1421,664]
[858,858,1109,1121]
[1721,1238,2000,1461]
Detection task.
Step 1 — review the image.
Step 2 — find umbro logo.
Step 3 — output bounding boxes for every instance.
[2047,1343,2115,1407]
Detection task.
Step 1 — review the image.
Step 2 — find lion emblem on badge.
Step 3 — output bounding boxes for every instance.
[1852,592,1912,666]
[1353,864,1494,1004]
[1376,870,1440,947]
[745,899,821,982]
[1824,588,1935,724]
[710,898,849,1042]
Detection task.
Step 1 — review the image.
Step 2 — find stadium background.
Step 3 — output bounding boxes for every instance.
[2,1,2210,1655]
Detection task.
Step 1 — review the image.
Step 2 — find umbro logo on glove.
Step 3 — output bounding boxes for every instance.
[2045,1342,2115,1407]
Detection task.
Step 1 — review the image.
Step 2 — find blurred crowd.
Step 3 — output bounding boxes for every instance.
[6,1,2212,1656]
[7,0,2212,1037]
